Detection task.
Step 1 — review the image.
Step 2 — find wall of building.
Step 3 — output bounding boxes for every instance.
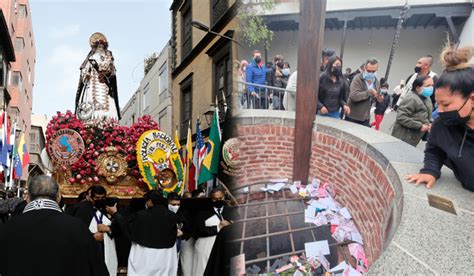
[0,0,36,181]
[240,25,450,93]
[120,45,173,134]
[171,0,239,139]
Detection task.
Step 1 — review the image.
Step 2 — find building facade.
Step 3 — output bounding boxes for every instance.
[240,0,472,92]
[0,0,36,181]
[170,0,239,141]
[29,114,48,178]
[120,44,173,135]
[0,10,15,112]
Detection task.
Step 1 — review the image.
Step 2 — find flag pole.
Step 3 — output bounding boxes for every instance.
[8,123,16,190]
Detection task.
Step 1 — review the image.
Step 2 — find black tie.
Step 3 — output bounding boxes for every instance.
[216,208,223,221]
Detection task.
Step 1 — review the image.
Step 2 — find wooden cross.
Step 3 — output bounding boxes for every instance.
[292,0,327,185]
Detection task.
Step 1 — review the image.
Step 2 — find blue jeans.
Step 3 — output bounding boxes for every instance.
[319,111,341,118]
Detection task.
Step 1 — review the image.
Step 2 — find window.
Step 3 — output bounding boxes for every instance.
[18,4,27,18]
[15,37,24,52]
[131,113,136,124]
[159,62,168,94]
[11,71,22,92]
[30,132,37,143]
[181,1,192,59]
[0,55,6,87]
[180,76,192,139]
[28,68,31,83]
[211,0,228,26]
[213,51,231,121]
[143,84,150,111]
[159,108,167,128]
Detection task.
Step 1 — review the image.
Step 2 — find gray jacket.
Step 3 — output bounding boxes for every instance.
[391,91,433,146]
[347,73,381,122]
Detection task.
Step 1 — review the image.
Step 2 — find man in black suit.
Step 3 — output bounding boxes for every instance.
[0,175,108,276]
[125,190,180,275]
[193,187,235,275]
[68,185,119,275]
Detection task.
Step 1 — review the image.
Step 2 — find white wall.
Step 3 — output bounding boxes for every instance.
[458,8,474,60]
[259,0,472,15]
[240,25,450,93]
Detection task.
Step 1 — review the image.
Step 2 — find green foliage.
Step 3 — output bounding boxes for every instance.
[238,0,275,49]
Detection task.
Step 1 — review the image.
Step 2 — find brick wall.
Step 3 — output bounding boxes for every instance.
[234,122,397,266]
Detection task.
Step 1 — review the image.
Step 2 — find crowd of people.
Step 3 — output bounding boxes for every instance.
[0,174,237,276]
[239,45,473,191]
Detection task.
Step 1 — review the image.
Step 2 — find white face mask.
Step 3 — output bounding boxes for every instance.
[168,204,180,213]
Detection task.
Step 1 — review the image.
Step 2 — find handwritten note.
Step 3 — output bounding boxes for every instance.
[305,240,330,257]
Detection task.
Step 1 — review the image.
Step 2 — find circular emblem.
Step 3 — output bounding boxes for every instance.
[47,129,85,166]
[96,147,127,183]
[221,138,242,176]
[136,130,184,195]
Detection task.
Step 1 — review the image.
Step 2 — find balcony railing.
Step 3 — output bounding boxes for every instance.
[235,81,296,112]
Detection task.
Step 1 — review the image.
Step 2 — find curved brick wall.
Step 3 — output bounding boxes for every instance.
[233,115,403,267]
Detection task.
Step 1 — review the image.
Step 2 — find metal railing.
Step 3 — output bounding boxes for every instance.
[235,81,296,111]
[230,183,355,273]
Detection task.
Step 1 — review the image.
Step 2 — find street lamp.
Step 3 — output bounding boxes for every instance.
[202,106,215,126]
[191,20,241,46]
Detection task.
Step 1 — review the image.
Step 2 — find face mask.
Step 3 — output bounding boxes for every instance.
[168,204,179,213]
[94,199,106,209]
[254,57,262,64]
[276,61,283,68]
[213,200,225,209]
[421,87,433,98]
[282,68,291,76]
[363,72,376,81]
[438,98,471,126]
[414,66,422,73]
[332,66,342,76]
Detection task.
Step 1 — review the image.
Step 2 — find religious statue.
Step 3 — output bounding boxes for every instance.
[75,32,121,121]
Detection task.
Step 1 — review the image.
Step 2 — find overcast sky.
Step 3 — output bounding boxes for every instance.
[30,0,172,118]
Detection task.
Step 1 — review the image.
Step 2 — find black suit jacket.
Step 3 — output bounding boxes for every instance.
[0,209,109,276]
[126,205,179,249]
[194,205,235,239]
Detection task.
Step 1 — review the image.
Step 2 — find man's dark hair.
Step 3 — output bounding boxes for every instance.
[191,188,203,198]
[77,191,88,201]
[89,185,106,198]
[145,190,166,206]
[28,175,59,201]
[365,57,378,66]
[424,55,434,66]
[210,186,225,196]
[411,75,431,92]
[167,192,180,202]
[322,48,335,58]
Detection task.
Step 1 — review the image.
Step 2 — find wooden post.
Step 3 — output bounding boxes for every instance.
[292,0,327,185]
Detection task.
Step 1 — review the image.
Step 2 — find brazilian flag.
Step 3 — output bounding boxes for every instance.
[198,109,221,185]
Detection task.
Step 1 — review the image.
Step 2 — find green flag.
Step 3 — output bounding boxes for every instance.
[198,109,221,185]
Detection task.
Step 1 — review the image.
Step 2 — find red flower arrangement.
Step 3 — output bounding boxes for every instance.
[46,111,160,185]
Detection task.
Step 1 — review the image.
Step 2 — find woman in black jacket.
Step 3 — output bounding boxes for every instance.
[406,45,474,191]
[317,56,350,118]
